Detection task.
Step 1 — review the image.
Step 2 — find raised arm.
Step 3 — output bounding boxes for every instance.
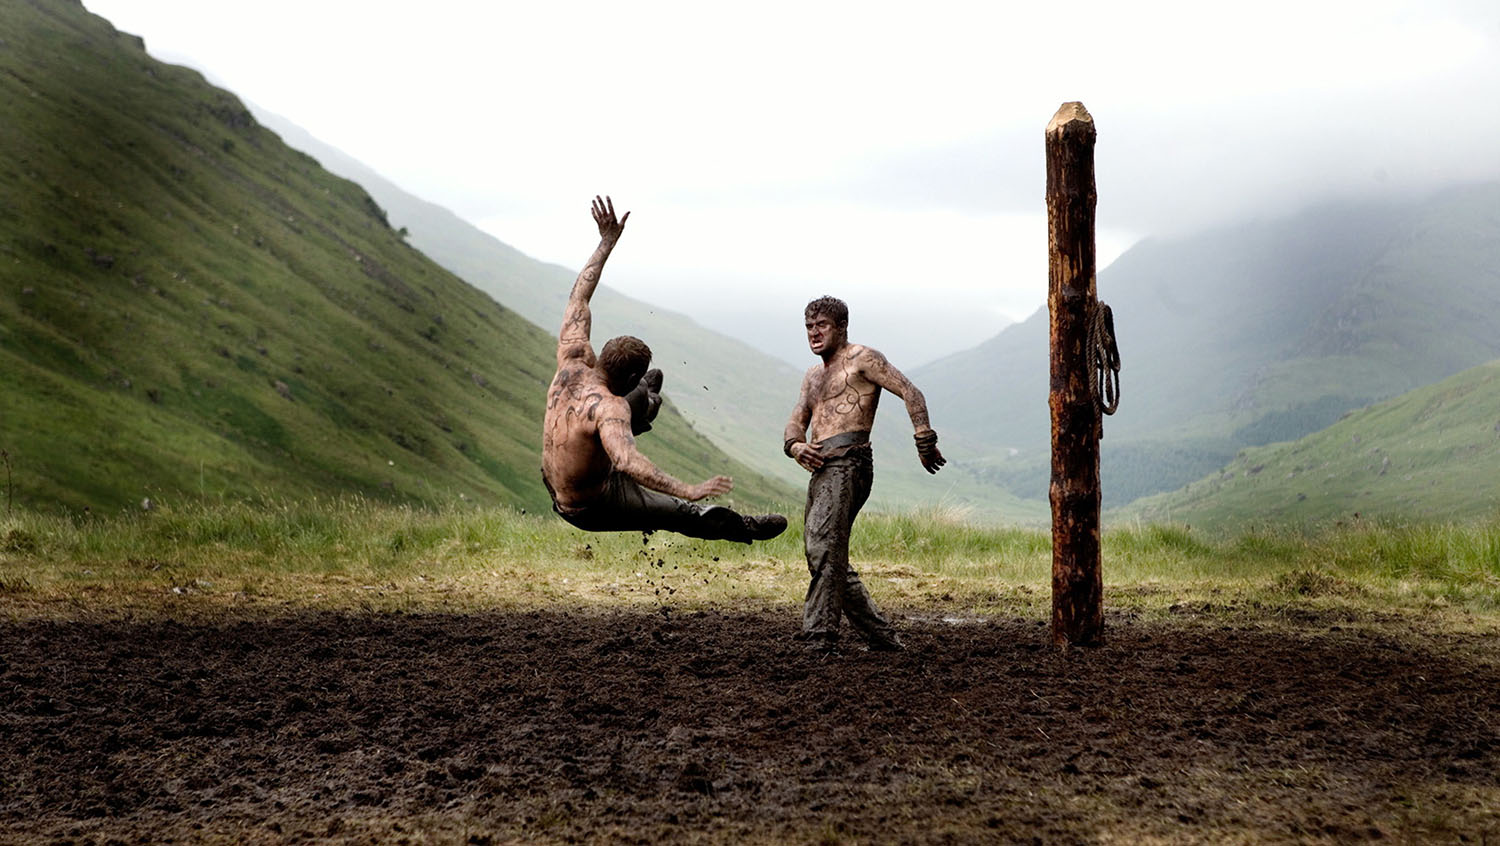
[859,348,947,473]
[557,195,630,365]
[598,413,732,501]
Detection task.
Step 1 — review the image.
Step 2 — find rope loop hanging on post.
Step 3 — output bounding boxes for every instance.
[1088,301,1120,416]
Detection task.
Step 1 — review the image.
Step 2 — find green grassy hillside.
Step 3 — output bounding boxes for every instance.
[256,113,1046,524]
[918,185,1500,507]
[1122,359,1500,528]
[0,0,792,515]
[257,115,809,487]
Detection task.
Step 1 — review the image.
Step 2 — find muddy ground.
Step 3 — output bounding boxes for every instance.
[2,602,1498,845]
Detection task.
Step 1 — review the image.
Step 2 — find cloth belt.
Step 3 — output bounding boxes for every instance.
[814,430,872,460]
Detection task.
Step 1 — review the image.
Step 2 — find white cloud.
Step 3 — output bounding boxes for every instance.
[83,0,1500,358]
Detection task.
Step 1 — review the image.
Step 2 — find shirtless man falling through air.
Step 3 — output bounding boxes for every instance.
[541,196,787,543]
[784,296,946,651]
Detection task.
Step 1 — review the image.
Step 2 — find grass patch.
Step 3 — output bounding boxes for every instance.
[0,0,797,519]
[2,502,1500,626]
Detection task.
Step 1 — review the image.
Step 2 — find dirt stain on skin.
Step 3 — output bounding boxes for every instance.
[2,607,1497,843]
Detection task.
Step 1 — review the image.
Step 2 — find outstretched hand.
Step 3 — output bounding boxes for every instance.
[915,430,946,474]
[689,475,733,501]
[592,195,629,242]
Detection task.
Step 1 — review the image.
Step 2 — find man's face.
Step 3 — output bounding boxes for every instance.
[805,313,843,356]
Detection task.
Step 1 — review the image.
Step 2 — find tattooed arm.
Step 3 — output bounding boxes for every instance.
[859,348,947,473]
[783,368,823,472]
[859,348,931,432]
[599,416,733,501]
[557,195,630,366]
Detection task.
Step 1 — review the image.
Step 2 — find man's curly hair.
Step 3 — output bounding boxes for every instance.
[598,335,652,396]
[804,295,848,328]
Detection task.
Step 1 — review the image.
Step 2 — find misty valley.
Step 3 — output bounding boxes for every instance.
[2,2,1499,844]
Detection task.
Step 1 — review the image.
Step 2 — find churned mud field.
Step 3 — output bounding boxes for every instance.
[3,603,1499,844]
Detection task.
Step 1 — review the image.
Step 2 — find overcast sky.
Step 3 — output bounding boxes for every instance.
[83,0,1500,365]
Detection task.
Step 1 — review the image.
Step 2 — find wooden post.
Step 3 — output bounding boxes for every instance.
[1046,101,1103,648]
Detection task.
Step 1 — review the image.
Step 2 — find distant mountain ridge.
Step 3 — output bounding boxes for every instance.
[254,114,807,485]
[0,0,792,514]
[257,113,1047,523]
[915,183,1500,508]
[252,111,1500,523]
[1122,358,1500,528]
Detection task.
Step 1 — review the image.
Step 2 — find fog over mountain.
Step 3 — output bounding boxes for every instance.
[914,180,1500,508]
[662,287,1014,369]
[79,0,1500,369]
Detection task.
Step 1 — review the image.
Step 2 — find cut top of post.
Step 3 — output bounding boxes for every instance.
[1046,101,1094,136]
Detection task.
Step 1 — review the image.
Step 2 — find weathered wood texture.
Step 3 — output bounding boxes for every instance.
[1046,102,1103,648]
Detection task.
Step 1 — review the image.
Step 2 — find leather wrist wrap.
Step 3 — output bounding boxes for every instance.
[784,438,806,458]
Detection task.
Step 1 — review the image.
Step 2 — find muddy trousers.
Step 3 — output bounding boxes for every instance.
[800,444,899,645]
[551,470,759,542]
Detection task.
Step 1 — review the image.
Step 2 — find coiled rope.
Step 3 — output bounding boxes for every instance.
[1088,301,1120,416]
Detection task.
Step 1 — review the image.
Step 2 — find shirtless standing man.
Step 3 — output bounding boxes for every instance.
[541,196,787,543]
[784,296,946,651]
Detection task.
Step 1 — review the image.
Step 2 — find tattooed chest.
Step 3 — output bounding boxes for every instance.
[811,366,879,418]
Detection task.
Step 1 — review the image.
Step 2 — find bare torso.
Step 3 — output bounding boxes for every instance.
[785,316,944,475]
[801,344,887,442]
[541,361,627,507]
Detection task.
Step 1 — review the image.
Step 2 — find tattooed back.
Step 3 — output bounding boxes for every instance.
[541,362,623,507]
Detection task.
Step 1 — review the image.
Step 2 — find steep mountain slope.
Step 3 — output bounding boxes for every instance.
[0,0,792,514]
[254,115,807,488]
[256,114,1044,523]
[1122,359,1500,528]
[917,185,1500,506]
